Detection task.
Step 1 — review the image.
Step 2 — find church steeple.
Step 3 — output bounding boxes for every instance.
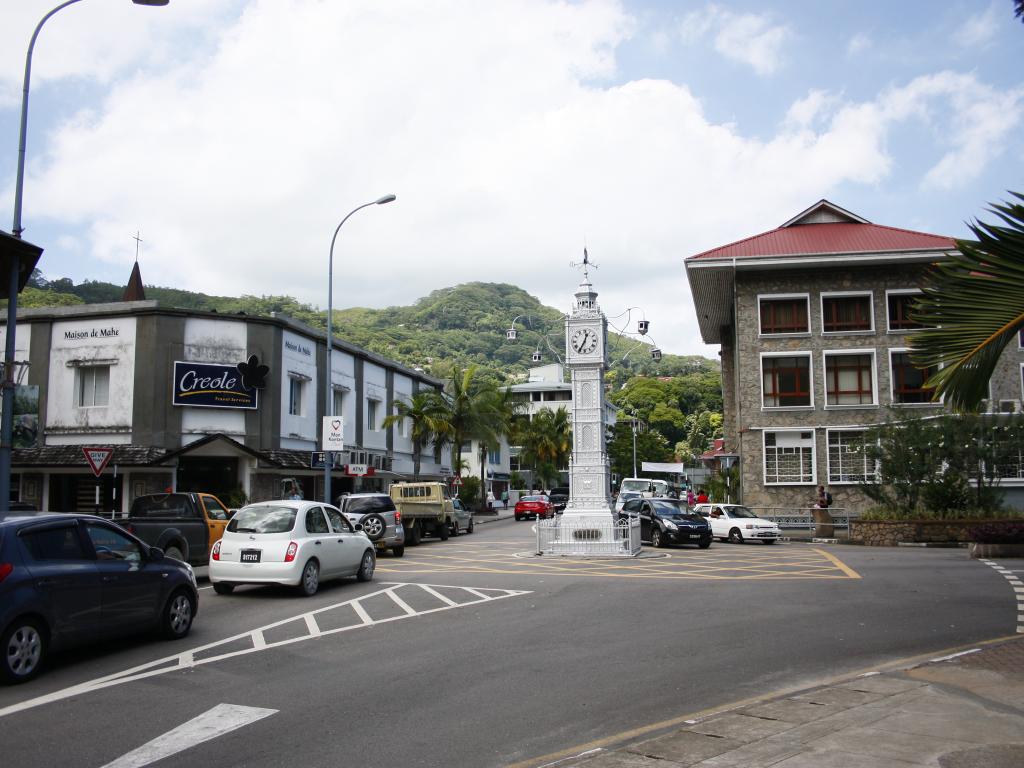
[122,231,146,301]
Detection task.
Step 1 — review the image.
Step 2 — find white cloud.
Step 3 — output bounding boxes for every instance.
[1,1,1021,359]
[957,3,1001,48]
[846,33,872,57]
[680,4,792,76]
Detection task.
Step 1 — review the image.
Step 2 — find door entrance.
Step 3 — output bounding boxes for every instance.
[176,457,238,499]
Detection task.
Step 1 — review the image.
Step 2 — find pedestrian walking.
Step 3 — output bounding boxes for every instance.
[486,490,495,511]
[686,488,696,506]
[696,488,709,504]
[501,489,509,509]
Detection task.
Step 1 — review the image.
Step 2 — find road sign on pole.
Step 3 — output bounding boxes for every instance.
[82,447,114,478]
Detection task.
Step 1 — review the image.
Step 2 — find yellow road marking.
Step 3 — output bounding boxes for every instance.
[815,547,862,579]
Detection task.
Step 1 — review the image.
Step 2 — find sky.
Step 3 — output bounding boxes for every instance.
[1,0,1022,362]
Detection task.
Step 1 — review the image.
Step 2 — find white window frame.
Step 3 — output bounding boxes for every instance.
[888,348,942,407]
[885,289,924,334]
[366,397,380,432]
[826,428,877,485]
[331,387,346,419]
[76,365,110,408]
[822,348,878,409]
[288,376,304,416]
[763,429,817,486]
[757,292,811,337]
[820,291,874,335]
[759,351,814,410]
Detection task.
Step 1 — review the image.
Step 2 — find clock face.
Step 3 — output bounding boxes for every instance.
[571,327,599,355]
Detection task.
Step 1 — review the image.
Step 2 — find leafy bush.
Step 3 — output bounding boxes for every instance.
[458,476,481,508]
[968,520,1024,544]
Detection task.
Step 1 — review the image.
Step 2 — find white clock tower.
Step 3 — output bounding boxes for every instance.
[548,252,633,555]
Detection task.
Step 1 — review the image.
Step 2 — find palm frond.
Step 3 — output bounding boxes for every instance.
[910,192,1024,411]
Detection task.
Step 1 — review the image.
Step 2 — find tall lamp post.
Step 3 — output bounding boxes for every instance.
[323,195,396,505]
[3,0,170,511]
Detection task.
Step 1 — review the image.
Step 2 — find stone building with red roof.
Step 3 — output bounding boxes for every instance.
[685,200,1024,512]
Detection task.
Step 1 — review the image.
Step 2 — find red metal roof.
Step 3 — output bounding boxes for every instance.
[689,222,955,261]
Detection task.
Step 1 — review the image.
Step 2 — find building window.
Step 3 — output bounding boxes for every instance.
[827,430,875,484]
[332,389,345,418]
[890,351,937,404]
[367,399,379,431]
[887,291,924,331]
[77,366,110,408]
[764,430,815,484]
[487,448,501,465]
[761,354,812,408]
[759,296,809,335]
[824,352,875,406]
[822,294,873,333]
[288,378,303,416]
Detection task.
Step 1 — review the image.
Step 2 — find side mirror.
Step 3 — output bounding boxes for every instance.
[148,546,165,561]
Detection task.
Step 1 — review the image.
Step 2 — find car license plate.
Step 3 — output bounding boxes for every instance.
[240,549,261,563]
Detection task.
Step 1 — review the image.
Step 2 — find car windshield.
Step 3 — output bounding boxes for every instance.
[650,481,670,495]
[521,496,547,502]
[650,500,702,520]
[726,506,759,518]
[620,480,651,493]
[228,506,297,533]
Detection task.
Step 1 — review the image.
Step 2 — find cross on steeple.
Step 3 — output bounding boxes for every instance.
[132,231,142,263]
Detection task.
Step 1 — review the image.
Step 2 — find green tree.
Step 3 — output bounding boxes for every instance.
[911,193,1024,410]
[516,407,572,490]
[608,422,671,480]
[381,391,450,480]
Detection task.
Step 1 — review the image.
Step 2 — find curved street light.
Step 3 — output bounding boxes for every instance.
[323,195,396,504]
[2,0,170,511]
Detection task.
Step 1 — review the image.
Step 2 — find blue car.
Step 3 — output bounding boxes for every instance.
[0,513,198,684]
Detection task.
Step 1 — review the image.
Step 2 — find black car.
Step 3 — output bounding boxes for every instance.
[0,513,199,684]
[548,487,570,512]
[619,498,712,549]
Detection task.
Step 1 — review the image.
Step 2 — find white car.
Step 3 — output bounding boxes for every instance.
[209,500,376,596]
[614,491,643,514]
[451,499,474,535]
[693,503,781,544]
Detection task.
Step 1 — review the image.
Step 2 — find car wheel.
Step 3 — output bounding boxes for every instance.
[358,513,387,541]
[298,559,320,596]
[212,582,235,595]
[163,544,186,562]
[1,618,46,684]
[438,521,450,541]
[451,521,460,537]
[356,550,376,582]
[467,518,474,534]
[651,528,664,548]
[728,528,744,544]
[763,539,777,545]
[407,521,422,546]
[515,515,522,521]
[698,537,712,549]
[161,589,195,640]
[391,545,405,557]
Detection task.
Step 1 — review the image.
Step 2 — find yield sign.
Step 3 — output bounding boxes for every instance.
[82,447,114,477]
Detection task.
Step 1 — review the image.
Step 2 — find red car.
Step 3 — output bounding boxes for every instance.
[514,495,555,521]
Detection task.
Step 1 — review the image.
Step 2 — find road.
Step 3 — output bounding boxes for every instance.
[0,518,1017,768]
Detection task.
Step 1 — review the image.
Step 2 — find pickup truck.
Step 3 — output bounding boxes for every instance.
[388,482,455,545]
[126,492,232,565]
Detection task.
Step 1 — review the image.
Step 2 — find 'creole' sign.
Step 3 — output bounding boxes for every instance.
[173,361,258,410]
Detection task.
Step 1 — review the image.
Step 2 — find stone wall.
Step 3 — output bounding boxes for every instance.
[850,519,999,546]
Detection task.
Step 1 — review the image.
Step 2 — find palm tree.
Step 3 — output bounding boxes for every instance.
[474,386,523,505]
[517,407,572,491]
[381,391,450,480]
[910,192,1024,411]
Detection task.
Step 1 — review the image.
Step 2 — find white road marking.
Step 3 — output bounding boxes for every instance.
[0,583,530,719]
[980,560,1024,634]
[929,648,981,663]
[100,703,277,768]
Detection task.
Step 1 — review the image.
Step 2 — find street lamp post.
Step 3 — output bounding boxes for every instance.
[3,0,170,511]
[323,195,396,505]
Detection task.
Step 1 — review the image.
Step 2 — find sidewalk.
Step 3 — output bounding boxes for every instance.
[472,506,517,524]
[563,636,1024,768]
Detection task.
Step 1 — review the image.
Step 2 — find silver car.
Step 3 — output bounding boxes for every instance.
[450,498,474,536]
[337,493,406,557]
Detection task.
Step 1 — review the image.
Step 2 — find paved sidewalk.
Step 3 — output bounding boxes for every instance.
[561,637,1024,768]
[472,507,516,524]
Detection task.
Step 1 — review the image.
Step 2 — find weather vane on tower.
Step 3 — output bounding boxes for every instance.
[570,247,598,281]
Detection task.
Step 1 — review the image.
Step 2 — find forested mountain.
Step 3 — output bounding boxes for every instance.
[19,274,724,469]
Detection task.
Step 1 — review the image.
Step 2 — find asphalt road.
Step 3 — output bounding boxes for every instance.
[0,519,1017,768]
